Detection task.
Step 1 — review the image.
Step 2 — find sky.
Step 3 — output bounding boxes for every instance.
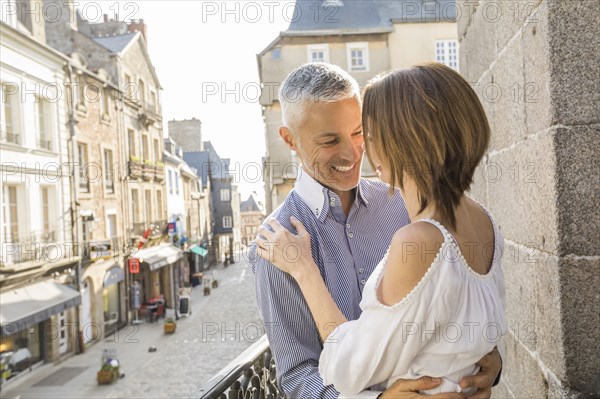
[78,0,297,201]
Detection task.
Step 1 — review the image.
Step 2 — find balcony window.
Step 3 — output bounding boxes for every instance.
[128,129,136,157]
[156,190,163,219]
[41,187,50,234]
[223,216,233,229]
[346,42,369,72]
[142,134,149,161]
[131,189,139,224]
[145,190,153,222]
[78,143,90,193]
[436,40,459,71]
[150,91,157,113]
[104,149,115,194]
[175,172,180,195]
[1,83,20,145]
[154,138,160,163]
[168,170,174,194]
[138,79,145,106]
[2,185,19,243]
[35,96,52,150]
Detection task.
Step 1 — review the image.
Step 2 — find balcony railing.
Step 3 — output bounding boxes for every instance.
[191,335,284,399]
[2,132,21,145]
[0,230,62,267]
[37,138,52,151]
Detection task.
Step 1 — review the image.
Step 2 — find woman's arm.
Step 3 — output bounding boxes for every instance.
[255,217,347,342]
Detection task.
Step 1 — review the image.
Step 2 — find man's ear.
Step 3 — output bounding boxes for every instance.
[279,127,298,152]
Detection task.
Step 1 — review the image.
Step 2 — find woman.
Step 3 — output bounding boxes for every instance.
[255,63,507,396]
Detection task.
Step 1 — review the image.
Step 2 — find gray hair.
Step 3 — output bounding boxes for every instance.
[279,62,361,134]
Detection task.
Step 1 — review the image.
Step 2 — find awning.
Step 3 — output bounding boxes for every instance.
[131,244,182,271]
[0,280,82,336]
[103,265,125,287]
[189,245,208,257]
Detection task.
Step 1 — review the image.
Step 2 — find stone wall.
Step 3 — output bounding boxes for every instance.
[458,0,599,397]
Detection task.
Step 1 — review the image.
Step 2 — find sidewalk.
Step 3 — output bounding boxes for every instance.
[1,261,261,399]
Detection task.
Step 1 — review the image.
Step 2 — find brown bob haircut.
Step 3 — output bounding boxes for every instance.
[363,62,490,230]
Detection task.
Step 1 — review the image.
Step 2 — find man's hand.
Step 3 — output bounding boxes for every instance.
[459,347,502,399]
[379,377,466,399]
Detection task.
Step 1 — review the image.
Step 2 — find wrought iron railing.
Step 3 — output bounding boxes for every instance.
[191,335,284,399]
[0,230,59,266]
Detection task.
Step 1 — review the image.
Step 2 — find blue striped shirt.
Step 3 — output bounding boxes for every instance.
[251,169,410,398]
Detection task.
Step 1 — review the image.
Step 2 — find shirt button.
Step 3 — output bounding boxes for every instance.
[330,201,335,206]
[346,223,350,228]
[348,233,354,238]
[361,279,366,285]
[359,268,364,273]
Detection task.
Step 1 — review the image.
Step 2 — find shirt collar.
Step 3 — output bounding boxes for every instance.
[293,167,369,222]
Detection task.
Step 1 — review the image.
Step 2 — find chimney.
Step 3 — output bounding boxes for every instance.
[127,19,148,43]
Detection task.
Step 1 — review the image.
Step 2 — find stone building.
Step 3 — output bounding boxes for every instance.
[0,1,82,385]
[458,0,599,397]
[258,0,458,213]
[240,193,266,247]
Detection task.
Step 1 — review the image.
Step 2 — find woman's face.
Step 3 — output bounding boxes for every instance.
[366,132,391,185]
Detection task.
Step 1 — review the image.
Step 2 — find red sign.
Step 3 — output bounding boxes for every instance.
[129,258,140,274]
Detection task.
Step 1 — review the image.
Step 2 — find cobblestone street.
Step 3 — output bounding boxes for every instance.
[1,261,261,399]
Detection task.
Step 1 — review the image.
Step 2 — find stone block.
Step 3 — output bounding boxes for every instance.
[522,0,552,136]
[491,379,515,399]
[486,131,559,254]
[554,125,600,257]
[547,0,600,126]
[457,0,479,40]
[531,252,565,381]
[489,30,526,151]
[502,242,538,352]
[558,257,600,395]
[495,0,543,52]
[502,334,549,398]
[459,0,498,83]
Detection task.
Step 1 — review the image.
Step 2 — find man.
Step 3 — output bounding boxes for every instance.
[251,63,502,398]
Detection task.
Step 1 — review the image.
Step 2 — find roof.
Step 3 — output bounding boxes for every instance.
[260,0,456,55]
[240,193,264,213]
[284,0,456,34]
[92,31,138,53]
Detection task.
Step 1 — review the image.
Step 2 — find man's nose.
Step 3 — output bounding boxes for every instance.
[339,137,362,162]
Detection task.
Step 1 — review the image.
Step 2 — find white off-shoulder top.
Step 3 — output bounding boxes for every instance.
[319,210,507,396]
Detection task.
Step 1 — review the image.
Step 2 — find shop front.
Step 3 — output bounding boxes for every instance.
[102,266,124,336]
[129,244,182,321]
[0,280,81,386]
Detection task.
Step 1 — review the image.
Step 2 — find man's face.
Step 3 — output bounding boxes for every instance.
[286,97,364,193]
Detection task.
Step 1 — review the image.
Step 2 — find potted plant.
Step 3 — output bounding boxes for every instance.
[164,317,176,334]
[97,359,119,384]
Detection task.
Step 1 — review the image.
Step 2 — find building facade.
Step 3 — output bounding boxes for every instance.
[1,3,82,385]
[239,193,265,247]
[258,0,458,213]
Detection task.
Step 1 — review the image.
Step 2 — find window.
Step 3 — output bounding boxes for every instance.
[156,190,163,219]
[78,143,90,193]
[150,91,157,113]
[346,42,369,72]
[1,83,20,144]
[175,172,180,195]
[138,79,145,106]
[104,149,115,193]
[168,170,174,194]
[272,47,281,60]
[220,188,230,201]
[142,134,149,161]
[41,187,50,234]
[145,190,153,222]
[223,216,232,229]
[307,44,329,63]
[107,214,117,238]
[77,74,86,107]
[131,189,139,223]
[35,95,52,150]
[2,185,19,242]
[81,218,91,242]
[101,88,110,119]
[436,40,459,71]
[128,129,136,156]
[154,139,160,163]
[124,74,133,100]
